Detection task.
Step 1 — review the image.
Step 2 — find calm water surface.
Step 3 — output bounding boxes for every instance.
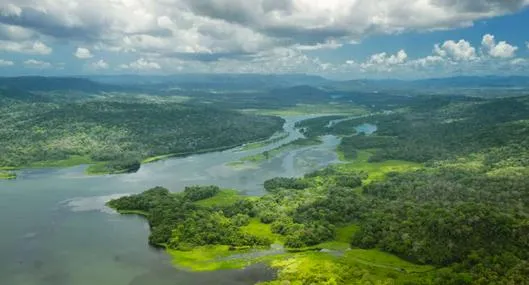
[0,115,343,285]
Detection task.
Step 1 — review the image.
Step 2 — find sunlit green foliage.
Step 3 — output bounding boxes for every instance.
[110,94,529,284]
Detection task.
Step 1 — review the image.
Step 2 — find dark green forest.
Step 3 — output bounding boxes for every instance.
[0,96,284,174]
[110,94,529,284]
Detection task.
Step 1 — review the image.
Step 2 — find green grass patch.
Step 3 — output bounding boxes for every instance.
[310,241,350,251]
[195,190,244,208]
[262,249,435,285]
[167,245,250,271]
[28,155,94,168]
[241,218,285,244]
[0,166,16,171]
[336,150,422,184]
[115,209,149,217]
[0,171,16,180]
[336,224,360,243]
[167,245,283,272]
[344,249,435,273]
[85,162,114,175]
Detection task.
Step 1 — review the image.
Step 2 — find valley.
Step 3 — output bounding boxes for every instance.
[2,76,529,285]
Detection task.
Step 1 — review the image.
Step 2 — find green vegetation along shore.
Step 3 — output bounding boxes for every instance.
[110,95,529,284]
[229,137,323,167]
[0,97,284,177]
[0,171,16,180]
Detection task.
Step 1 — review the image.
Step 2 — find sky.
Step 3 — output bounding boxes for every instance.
[0,0,529,79]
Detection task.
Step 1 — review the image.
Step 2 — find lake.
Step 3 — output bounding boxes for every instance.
[0,115,344,285]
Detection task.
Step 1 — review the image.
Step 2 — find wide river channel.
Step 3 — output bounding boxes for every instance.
[0,115,369,285]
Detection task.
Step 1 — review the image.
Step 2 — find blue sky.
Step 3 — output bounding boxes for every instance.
[1,0,529,79]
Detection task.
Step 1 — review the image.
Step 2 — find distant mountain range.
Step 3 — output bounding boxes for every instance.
[86,74,331,90]
[329,76,529,91]
[1,75,529,97]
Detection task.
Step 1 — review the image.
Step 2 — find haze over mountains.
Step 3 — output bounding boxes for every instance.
[2,75,529,96]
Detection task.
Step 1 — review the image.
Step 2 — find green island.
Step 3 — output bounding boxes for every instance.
[109,94,529,284]
[0,92,284,178]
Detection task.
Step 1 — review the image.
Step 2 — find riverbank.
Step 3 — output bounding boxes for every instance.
[1,131,287,179]
[0,171,16,180]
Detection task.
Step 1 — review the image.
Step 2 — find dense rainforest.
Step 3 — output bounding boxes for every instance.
[110,94,529,284]
[0,91,284,175]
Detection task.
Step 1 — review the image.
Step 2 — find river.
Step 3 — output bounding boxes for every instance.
[0,115,343,285]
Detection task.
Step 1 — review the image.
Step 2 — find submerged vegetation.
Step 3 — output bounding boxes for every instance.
[110,94,529,284]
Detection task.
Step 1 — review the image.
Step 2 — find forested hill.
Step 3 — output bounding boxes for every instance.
[0,99,284,175]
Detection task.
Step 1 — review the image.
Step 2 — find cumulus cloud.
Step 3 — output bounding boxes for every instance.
[1,0,528,63]
[24,59,52,68]
[410,55,445,67]
[74,47,93,59]
[90,59,109,70]
[0,59,14,66]
[2,1,529,76]
[119,58,161,71]
[434,39,477,61]
[361,50,408,70]
[0,40,52,54]
[481,34,518,58]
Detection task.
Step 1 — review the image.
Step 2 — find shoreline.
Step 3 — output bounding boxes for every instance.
[0,131,285,179]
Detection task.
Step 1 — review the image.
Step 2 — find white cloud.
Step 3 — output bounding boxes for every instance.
[119,58,161,71]
[410,55,445,67]
[74,47,94,59]
[0,23,34,41]
[90,59,109,70]
[24,59,52,69]
[481,34,518,58]
[361,49,408,69]
[0,59,14,66]
[434,39,477,61]
[0,40,52,55]
[1,0,527,62]
[2,1,529,77]
[510,58,527,65]
[0,3,22,17]
[294,40,343,51]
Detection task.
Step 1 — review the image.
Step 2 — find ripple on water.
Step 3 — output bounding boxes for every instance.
[60,194,129,213]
